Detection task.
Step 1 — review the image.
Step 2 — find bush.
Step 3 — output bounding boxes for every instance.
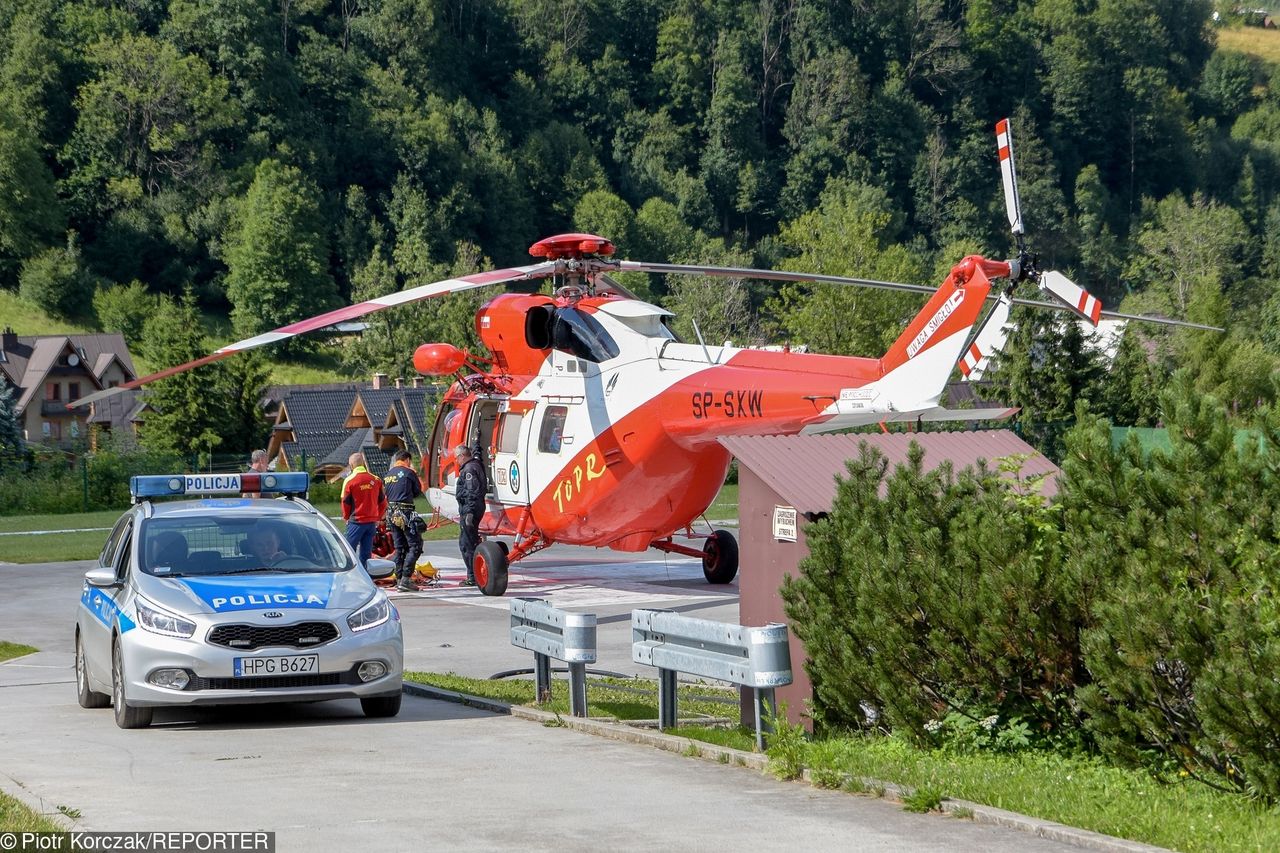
[93,280,157,346]
[1065,375,1280,802]
[782,442,1084,744]
[18,236,96,320]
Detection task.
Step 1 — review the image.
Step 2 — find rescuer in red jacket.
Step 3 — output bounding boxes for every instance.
[341,451,386,569]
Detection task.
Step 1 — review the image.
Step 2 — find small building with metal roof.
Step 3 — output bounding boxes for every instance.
[719,430,1060,728]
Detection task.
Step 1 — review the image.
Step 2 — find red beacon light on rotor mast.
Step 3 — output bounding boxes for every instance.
[528,233,616,260]
[413,342,468,376]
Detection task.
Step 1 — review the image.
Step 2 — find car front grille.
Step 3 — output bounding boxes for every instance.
[187,672,351,691]
[207,621,339,651]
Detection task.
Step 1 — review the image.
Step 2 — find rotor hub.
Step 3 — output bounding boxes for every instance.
[528,233,616,260]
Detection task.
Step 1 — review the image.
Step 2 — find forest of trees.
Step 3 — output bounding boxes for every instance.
[4,0,1280,450]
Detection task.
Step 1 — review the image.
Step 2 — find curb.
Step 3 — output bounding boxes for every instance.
[401,681,1170,853]
[0,771,76,831]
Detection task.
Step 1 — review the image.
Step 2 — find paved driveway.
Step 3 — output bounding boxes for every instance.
[0,550,1082,852]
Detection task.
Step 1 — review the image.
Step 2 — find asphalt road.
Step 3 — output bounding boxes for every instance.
[0,544,1084,852]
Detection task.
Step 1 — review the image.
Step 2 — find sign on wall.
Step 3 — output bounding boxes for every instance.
[773,506,797,542]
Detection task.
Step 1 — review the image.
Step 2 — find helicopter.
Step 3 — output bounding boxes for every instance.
[74,119,1217,596]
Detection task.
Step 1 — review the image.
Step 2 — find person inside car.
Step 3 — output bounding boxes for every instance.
[245,526,288,565]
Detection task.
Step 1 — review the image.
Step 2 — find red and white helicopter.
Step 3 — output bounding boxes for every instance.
[75,119,1215,596]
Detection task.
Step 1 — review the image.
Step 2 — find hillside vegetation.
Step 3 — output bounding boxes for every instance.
[1,1,1280,454]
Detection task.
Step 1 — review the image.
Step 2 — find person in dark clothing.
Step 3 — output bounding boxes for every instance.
[454,444,487,586]
[383,449,425,592]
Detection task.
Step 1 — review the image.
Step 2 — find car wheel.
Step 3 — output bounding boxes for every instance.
[361,693,402,718]
[475,540,509,596]
[702,529,739,584]
[76,631,110,709]
[112,640,153,729]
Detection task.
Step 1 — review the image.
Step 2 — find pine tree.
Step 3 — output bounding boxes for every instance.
[137,291,225,457]
[0,382,25,470]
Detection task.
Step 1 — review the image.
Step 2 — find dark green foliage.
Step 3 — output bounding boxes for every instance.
[18,235,95,319]
[1066,375,1280,801]
[92,280,158,346]
[137,290,262,455]
[984,312,1108,461]
[781,443,1082,742]
[0,382,24,470]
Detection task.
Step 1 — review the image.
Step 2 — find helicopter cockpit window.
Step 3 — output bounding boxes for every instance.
[539,406,568,454]
[552,308,620,363]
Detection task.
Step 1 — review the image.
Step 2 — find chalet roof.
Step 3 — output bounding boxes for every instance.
[720,430,1059,516]
[1,331,137,415]
[87,388,146,428]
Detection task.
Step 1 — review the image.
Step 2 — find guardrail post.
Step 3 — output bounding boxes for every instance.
[657,668,678,730]
[534,650,552,703]
[568,662,587,717]
[753,687,776,752]
[510,597,597,718]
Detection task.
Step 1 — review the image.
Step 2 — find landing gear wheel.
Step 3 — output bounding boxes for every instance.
[474,540,509,597]
[702,529,739,584]
[112,641,152,729]
[76,631,110,709]
[361,693,402,718]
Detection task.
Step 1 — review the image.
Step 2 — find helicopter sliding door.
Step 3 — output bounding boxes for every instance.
[489,400,534,509]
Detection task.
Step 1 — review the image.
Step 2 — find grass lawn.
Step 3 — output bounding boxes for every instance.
[797,735,1280,853]
[0,791,63,833]
[0,641,38,662]
[406,671,743,725]
[1217,25,1280,66]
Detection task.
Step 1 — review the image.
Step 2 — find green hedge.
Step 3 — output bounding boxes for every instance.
[783,373,1280,804]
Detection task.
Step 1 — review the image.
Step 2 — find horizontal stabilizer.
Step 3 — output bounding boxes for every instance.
[1039,270,1101,325]
[915,406,1019,422]
[800,406,1019,434]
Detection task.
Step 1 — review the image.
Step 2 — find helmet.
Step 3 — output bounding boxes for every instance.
[414,558,438,580]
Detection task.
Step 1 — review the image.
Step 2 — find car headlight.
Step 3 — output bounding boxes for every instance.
[347,592,391,633]
[135,596,196,638]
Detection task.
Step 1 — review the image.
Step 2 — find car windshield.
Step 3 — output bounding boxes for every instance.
[140,513,353,577]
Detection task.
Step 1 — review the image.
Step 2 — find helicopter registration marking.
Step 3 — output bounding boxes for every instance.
[691,390,764,419]
[552,453,607,512]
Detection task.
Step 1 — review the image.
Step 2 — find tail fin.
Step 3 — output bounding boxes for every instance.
[877,257,1000,402]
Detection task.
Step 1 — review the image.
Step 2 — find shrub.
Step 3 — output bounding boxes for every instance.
[18,236,96,319]
[1066,375,1280,802]
[93,280,157,346]
[782,442,1084,743]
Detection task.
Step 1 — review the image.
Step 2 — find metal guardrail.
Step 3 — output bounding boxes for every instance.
[632,609,792,749]
[510,598,597,717]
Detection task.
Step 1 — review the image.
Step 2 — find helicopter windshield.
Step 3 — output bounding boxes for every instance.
[552,307,620,362]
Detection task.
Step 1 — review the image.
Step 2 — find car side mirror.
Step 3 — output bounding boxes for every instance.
[85,566,120,588]
[365,558,395,580]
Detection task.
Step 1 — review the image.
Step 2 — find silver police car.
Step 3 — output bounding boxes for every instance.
[75,473,404,729]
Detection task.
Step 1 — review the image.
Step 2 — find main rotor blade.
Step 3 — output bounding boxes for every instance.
[618,259,1223,331]
[616,260,939,297]
[996,118,1025,236]
[72,260,558,409]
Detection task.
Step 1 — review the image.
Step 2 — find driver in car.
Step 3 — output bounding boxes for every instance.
[246,526,288,565]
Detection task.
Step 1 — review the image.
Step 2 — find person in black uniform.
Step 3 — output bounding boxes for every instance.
[454,444,487,587]
[383,449,425,592]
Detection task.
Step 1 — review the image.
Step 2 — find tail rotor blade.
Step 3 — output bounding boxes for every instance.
[71,260,558,410]
[959,293,1013,381]
[995,118,1024,237]
[1039,270,1102,325]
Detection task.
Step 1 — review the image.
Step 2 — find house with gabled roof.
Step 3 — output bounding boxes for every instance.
[266,375,439,481]
[0,327,137,448]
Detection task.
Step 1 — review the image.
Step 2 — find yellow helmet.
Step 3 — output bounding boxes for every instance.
[414,558,438,579]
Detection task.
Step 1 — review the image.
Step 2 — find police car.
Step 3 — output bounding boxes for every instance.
[74,472,404,729]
